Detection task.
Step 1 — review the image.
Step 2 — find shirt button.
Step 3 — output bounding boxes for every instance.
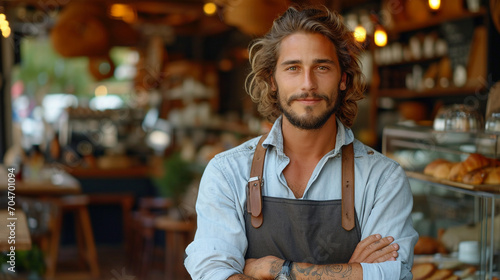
[248,146,253,150]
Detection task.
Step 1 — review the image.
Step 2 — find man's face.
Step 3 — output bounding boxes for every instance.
[273,32,346,130]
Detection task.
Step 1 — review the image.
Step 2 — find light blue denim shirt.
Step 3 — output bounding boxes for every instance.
[185,116,418,280]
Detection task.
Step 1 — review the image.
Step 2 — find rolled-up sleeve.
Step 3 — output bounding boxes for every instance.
[358,163,418,280]
[184,158,248,280]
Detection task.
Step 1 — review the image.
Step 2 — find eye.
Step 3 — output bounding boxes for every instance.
[286,66,298,71]
[317,65,330,71]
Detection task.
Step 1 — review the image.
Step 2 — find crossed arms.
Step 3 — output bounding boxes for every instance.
[228,234,399,280]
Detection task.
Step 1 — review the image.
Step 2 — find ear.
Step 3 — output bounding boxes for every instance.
[340,73,347,91]
[270,75,277,91]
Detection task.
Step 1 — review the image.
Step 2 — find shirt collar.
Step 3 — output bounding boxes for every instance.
[262,115,354,155]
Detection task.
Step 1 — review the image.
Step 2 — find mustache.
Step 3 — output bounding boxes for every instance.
[287,93,331,106]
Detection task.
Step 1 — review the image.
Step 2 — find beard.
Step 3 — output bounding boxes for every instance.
[277,85,343,130]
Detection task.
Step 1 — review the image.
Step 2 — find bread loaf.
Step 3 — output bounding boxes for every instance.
[412,263,437,280]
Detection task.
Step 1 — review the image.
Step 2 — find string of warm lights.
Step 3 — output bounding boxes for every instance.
[0,12,10,38]
[203,2,217,16]
[352,0,441,48]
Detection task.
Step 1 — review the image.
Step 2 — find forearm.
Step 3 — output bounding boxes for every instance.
[228,274,258,280]
[291,262,363,280]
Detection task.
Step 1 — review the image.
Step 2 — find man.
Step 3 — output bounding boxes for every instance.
[185,6,418,280]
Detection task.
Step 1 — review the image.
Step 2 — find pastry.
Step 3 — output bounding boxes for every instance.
[448,153,490,182]
[424,159,451,176]
[462,167,492,185]
[434,162,457,179]
[484,166,500,184]
[460,266,477,278]
[414,236,447,255]
[427,269,454,280]
[412,263,437,280]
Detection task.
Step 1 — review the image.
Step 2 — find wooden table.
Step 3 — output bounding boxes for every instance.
[0,166,99,278]
[0,210,32,251]
[0,167,81,196]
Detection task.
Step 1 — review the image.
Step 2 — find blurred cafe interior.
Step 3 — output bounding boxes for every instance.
[1,0,500,279]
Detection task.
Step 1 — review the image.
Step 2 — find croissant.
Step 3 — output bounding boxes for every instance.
[462,167,492,185]
[448,153,490,182]
[434,162,457,179]
[424,159,451,176]
[484,166,500,184]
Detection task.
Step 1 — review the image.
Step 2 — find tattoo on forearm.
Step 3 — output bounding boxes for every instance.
[270,260,283,277]
[293,264,353,279]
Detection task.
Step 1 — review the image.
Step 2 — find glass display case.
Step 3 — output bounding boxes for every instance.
[382,124,500,280]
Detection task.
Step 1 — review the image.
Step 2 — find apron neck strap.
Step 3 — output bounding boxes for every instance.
[248,135,356,231]
[341,142,355,231]
[247,134,268,228]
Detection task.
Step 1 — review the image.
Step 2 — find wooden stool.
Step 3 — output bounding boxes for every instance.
[130,197,174,278]
[45,195,100,279]
[87,193,135,253]
[154,215,196,280]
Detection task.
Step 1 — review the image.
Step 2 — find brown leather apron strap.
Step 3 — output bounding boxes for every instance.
[341,142,355,231]
[248,135,355,230]
[247,134,268,228]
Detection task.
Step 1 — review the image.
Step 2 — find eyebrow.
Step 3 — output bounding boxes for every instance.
[280,59,336,66]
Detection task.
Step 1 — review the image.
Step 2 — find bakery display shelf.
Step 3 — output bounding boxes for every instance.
[389,139,467,156]
[377,85,485,99]
[377,55,445,68]
[406,171,500,194]
[386,7,487,35]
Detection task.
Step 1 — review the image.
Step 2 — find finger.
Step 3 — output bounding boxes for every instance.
[349,234,382,263]
[357,236,395,261]
[365,243,399,263]
[372,251,398,263]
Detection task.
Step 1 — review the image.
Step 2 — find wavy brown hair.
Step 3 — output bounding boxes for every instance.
[245,5,365,127]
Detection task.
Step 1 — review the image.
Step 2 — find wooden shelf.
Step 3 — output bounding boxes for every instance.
[377,85,486,99]
[406,171,500,194]
[386,7,487,35]
[377,55,444,67]
[66,166,151,178]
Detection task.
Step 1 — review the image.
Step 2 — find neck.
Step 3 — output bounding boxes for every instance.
[281,115,338,160]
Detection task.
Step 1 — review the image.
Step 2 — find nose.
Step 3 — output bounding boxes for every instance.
[301,69,317,92]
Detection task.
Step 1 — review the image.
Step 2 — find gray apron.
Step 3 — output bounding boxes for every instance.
[244,135,361,264]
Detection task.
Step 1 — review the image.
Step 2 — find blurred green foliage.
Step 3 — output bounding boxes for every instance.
[152,152,195,203]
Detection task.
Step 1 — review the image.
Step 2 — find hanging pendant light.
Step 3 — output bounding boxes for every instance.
[428,0,441,10]
[374,25,388,47]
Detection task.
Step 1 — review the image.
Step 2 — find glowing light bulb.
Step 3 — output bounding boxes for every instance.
[429,0,441,10]
[109,4,136,23]
[95,85,108,97]
[374,27,388,47]
[2,27,10,38]
[354,25,367,43]
[203,2,217,15]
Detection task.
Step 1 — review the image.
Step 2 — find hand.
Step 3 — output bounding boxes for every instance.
[349,234,399,263]
[244,256,283,280]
